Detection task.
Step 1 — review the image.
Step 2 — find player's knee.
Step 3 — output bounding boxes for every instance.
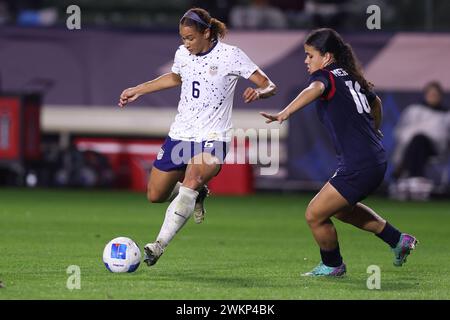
[305,207,316,226]
[146,188,166,203]
[305,202,320,226]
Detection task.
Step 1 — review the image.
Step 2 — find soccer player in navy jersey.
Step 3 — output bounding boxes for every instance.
[261,28,418,276]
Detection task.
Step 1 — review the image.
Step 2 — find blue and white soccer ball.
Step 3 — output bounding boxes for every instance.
[102,237,141,273]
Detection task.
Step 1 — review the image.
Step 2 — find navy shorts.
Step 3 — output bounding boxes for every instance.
[329,162,387,206]
[153,136,230,172]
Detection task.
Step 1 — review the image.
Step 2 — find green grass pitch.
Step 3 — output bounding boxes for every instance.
[0,188,449,299]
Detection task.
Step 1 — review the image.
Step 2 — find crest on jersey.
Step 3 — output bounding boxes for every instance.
[209,65,218,76]
[157,148,164,160]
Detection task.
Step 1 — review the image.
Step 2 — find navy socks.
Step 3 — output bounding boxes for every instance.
[319,222,402,267]
[376,222,402,248]
[320,243,343,267]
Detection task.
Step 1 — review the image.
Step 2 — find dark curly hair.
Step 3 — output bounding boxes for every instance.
[305,28,373,91]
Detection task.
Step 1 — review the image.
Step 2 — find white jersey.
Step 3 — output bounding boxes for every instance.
[168,41,258,142]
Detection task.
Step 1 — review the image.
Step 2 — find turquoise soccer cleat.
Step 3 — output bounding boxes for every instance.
[392,233,418,267]
[301,261,347,277]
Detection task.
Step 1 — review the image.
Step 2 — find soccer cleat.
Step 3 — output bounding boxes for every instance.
[143,241,164,267]
[193,185,210,224]
[301,261,347,277]
[392,233,418,267]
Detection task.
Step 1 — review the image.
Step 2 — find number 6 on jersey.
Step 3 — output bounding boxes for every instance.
[192,81,200,98]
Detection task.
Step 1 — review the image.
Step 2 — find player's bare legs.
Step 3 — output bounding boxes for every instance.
[147,166,185,203]
[183,153,220,189]
[304,185,417,274]
[305,182,348,250]
[302,182,349,276]
[184,153,218,224]
[144,153,221,266]
[334,203,418,267]
[334,203,386,234]
[147,162,210,222]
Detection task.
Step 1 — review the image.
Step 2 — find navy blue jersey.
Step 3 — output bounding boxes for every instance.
[307,63,386,170]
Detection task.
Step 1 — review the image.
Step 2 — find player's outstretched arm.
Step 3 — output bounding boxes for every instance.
[118,72,182,107]
[242,69,277,104]
[260,81,324,124]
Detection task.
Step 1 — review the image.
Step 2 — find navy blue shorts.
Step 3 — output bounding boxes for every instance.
[329,162,387,206]
[153,136,230,172]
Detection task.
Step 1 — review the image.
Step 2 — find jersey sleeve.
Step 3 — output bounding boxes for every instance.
[228,47,259,79]
[364,89,377,104]
[308,69,333,99]
[307,69,331,98]
[171,47,182,75]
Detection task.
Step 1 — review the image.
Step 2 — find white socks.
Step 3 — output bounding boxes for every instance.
[166,182,181,202]
[156,186,198,248]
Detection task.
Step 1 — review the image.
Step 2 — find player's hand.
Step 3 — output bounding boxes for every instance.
[243,87,259,103]
[260,111,289,124]
[118,87,141,107]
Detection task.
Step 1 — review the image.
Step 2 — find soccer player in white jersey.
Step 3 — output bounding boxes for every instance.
[118,7,276,267]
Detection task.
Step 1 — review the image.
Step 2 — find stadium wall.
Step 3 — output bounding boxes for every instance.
[1,27,449,190]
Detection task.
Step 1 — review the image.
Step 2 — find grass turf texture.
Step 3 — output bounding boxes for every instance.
[0,188,449,299]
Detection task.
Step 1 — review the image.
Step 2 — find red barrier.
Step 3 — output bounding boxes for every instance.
[75,138,162,190]
[74,137,254,194]
[0,94,41,162]
[208,163,254,195]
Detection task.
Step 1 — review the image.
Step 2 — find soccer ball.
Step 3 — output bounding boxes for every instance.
[102,237,141,273]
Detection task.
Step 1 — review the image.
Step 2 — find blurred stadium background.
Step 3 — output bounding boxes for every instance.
[0,0,449,197]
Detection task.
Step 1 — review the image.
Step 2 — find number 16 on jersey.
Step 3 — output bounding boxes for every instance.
[345,80,371,114]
